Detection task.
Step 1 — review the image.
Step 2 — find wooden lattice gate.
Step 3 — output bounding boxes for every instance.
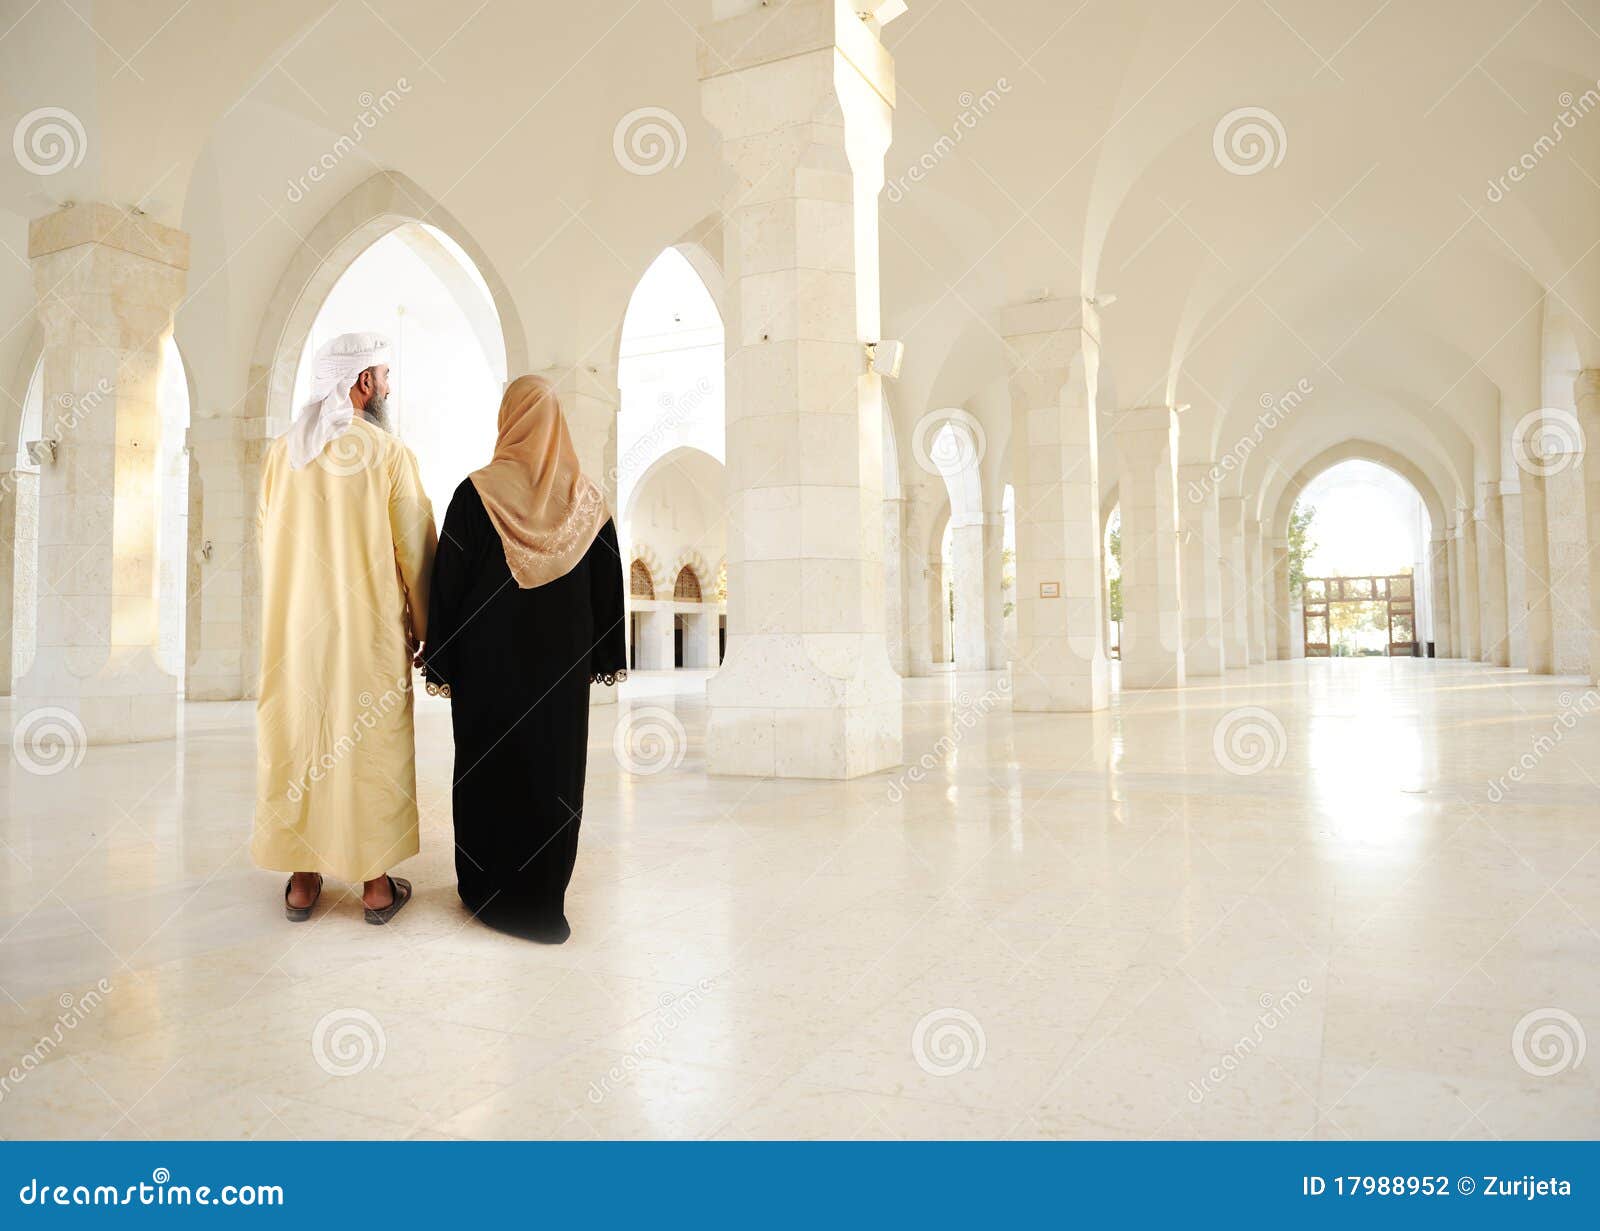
[1301,573,1417,657]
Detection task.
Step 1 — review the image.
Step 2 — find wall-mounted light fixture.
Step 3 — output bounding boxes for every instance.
[865,340,905,380]
[859,1,909,29]
[1085,293,1117,308]
[26,439,55,466]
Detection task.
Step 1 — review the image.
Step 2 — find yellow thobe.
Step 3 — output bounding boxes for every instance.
[252,418,437,882]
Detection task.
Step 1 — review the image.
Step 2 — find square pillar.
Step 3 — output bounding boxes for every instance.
[1544,444,1590,674]
[1175,464,1224,675]
[1268,536,1291,659]
[1513,419,1554,674]
[699,1,902,777]
[1575,370,1600,682]
[18,204,189,743]
[1428,535,1453,657]
[883,496,909,675]
[185,415,266,700]
[1475,482,1510,666]
[1243,516,1266,664]
[1500,487,1528,668]
[541,366,621,706]
[1110,407,1183,689]
[1218,496,1251,667]
[949,515,1004,670]
[1001,299,1107,710]
[1455,515,1481,661]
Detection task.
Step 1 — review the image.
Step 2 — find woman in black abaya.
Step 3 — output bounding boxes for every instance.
[421,375,626,942]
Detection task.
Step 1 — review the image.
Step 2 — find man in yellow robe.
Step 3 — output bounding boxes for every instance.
[253,332,437,924]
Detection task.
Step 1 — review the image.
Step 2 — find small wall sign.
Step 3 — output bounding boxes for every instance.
[1038,581,1061,598]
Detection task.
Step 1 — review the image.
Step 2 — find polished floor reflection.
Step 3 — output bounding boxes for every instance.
[2,659,1597,1139]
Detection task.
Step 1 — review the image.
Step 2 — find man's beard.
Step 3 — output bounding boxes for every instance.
[364,392,390,431]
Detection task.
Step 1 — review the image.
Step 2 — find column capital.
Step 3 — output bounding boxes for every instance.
[998,296,1088,341]
[698,0,894,107]
[29,202,189,270]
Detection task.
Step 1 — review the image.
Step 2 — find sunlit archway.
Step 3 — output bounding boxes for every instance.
[290,222,507,518]
[616,247,726,675]
[1290,460,1435,658]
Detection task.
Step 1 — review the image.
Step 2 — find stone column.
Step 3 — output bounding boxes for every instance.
[1500,486,1529,668]
[185,415,265,700]
[542,365,622,707]
[1175,464,1224,675]
[882,496,908,675]
[1002,299,1107,710]
[1269,537,1291,659]
[1475,483,1510,666]
[1576,370,1600,682]
[1446,531,1463,658]
[1218,496,1250,667]
[1428,535,1452,657]
[1244,516,1266,664]
[0,470,30,694]
[1456,515,1481,662]
[1111,407,1183,688]
[699,3,902,776]
[1514,423,1554,674]
[949,516,1003,670]
[980,515,1006,669]
[1544,443,1590,675]
[17,204,188,743]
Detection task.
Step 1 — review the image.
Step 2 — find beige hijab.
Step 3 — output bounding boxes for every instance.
[471,375,607,588]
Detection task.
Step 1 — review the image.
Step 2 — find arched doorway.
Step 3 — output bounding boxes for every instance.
[1288,460,1434,658]
[622,448,725,673]
[289,222,507,517]
[617,247,726,678]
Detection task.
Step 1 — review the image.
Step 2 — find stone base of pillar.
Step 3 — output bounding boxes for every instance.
[1010,642,1108,712]
[1184,644,1224,677]
[16,647,178,744]
[706,635,902,778]
[187,651,246,702]
[1121,658,1185,690]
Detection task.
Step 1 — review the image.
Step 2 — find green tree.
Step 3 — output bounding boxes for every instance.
[1288,503,1316,594]
[1107,527,1122,623]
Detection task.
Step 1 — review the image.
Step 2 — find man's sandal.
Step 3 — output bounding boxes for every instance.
[363,876,412,925]
[284,873,323,922]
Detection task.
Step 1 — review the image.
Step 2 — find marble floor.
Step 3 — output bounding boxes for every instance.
[1,658,1597,1140]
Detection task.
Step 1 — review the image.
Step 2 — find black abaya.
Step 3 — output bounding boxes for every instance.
[421,479,626,941]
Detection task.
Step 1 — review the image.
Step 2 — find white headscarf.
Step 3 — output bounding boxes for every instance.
[286,331,391,469]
